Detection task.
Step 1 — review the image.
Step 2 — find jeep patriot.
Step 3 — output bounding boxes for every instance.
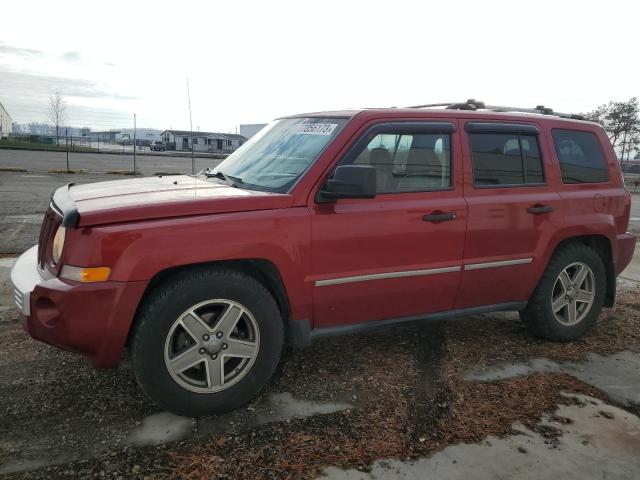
[11,100,637,415]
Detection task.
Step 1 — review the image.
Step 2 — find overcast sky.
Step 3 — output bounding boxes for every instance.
[1,0,638,133]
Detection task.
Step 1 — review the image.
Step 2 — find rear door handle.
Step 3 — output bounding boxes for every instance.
[423,211,456,222]
[527,204,554,214]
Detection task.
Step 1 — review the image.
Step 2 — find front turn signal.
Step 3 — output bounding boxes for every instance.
[60,265,111,283]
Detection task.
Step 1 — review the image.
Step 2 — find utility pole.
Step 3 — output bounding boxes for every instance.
[65,127,70,173]
[187,77,195,175]
[133,113,137,175]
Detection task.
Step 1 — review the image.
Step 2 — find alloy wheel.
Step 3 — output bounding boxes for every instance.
[550,262,596,326]
[164,299,260,393]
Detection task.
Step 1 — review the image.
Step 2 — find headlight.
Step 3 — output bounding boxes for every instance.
[52,226,66,263]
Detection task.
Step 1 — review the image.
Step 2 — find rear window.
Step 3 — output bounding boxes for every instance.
[469,133,544,186]
[552,129,608,184]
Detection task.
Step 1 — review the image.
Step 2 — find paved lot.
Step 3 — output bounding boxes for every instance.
[0,149,221,176]
[632,191,640,233]
[0,154,222,253]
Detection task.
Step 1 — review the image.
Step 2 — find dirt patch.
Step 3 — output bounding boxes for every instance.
[165,290,640,479]
[165,362,609,479]
[431,373,605,449]
[444,289,640,371]
[2,290,640,479]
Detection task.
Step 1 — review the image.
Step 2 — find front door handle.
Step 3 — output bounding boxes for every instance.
[423,211,456,222]
[527,204,554,214]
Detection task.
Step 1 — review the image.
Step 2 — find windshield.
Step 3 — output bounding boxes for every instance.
[210,117,347,192]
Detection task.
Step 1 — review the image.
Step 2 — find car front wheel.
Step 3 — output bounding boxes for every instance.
[130,268,283,416]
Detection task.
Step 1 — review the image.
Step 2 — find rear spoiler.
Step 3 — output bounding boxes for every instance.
[51,183,80,228]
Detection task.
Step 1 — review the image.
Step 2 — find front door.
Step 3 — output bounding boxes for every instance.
[309,121,467,328]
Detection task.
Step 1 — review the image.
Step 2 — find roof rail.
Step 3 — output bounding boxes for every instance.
[405,99,586,120]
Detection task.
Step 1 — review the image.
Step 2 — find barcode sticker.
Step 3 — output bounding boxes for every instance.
[296,123,338,135]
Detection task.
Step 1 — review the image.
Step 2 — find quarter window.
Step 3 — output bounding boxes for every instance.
[552,129,608,183]
[469,133,544,186]
[351,133,452,193]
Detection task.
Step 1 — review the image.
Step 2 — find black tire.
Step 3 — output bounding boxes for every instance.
[520,243,606,342]
[130,267,283,416]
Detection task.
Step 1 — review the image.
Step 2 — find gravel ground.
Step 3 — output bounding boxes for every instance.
[1,287,639,479]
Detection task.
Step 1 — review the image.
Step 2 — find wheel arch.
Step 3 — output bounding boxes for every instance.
[127,258,292,345]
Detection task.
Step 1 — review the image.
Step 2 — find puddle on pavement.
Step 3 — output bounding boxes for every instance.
[464,350,640,406]
[127,392,351,447]
[322,393,640,480]
[127,411,193,446]
[255,391,352,423]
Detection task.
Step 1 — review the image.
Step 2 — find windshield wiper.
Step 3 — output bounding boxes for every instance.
[225,173,243,184]
[207,170,244,186]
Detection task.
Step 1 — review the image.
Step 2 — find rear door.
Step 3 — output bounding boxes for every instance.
[456,121,563,308]
[308,121,467,328]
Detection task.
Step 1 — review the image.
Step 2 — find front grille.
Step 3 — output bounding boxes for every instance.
[37,207,62,271]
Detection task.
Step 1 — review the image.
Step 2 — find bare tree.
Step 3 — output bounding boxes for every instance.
[48,91,67,145]
[584,97,640,164]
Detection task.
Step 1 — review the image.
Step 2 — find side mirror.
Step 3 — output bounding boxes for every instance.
[320,165,377,200]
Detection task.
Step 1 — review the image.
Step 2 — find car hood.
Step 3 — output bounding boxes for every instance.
[66,175,293,227]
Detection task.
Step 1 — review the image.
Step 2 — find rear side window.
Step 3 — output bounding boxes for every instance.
[469,133,544,186]
[552,129,608,183]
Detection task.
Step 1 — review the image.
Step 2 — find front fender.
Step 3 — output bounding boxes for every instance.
[62,207,313,320]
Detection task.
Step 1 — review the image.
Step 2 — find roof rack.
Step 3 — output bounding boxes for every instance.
[405,99,586,120]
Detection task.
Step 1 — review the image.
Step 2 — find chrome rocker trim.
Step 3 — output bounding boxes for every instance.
[314,266,461,287]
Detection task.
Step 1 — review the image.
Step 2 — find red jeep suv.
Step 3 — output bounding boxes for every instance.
[11,101,636,416]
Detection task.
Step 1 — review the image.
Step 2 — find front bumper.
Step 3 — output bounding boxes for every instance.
[10,245,148,368]
[10,246,41,316]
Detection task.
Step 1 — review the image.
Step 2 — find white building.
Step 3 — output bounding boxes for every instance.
[160,130,247,153]
[240,123,267,139]
[90,128,162,145]
[0,102,12,138]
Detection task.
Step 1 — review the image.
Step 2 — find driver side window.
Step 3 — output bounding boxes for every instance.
[351,132,452,193]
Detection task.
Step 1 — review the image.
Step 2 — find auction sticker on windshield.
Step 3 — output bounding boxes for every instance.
[296,123,338,135]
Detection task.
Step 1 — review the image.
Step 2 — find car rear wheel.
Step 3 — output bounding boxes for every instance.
[131,268,283,416]
[520,243,606,341]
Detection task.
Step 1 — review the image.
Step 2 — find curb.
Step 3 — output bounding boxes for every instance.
[106,170,142,175]
[0,147,229,160]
